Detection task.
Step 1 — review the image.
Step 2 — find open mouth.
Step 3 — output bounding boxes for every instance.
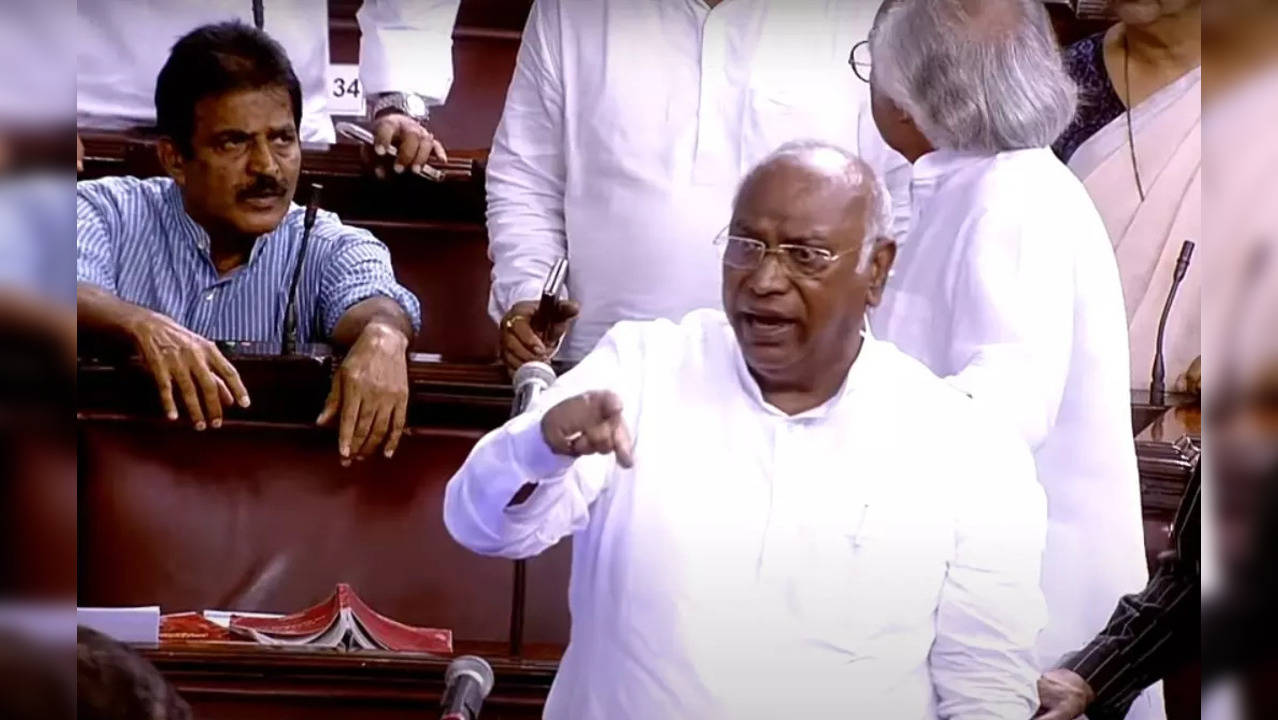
[740,312,797,341]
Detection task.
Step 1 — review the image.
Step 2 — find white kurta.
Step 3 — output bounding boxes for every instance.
[870,149,1156,708]
[485,0,908,360]
[445,309,1047,720]
[76,0,460,143]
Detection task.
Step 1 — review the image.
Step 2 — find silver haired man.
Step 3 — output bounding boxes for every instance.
[445,142,1049,719]
[863,2,1162,719]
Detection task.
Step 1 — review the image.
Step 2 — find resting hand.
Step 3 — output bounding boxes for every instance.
[316,322,409,463]
[1175,355,1201,397]
[500,298,580,374]
[127,310,250,430]
[1033,669,1094,720]
[541,391,634,468]
[371,113,447,179]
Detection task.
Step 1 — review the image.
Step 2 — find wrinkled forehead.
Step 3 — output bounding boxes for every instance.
[731,165,871,241]
[192,86,296,134]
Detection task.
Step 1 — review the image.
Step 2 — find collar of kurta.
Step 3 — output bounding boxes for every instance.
[910,149,993,185]
[726,323,882,422]
[164,180,282,272]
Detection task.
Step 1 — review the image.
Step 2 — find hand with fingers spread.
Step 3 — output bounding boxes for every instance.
[126,309,251,430]
[501,299,580,374]
[315,322,409,463]
[541,390,634,468]
[1033,669,1093,720]
[370,113,447,180]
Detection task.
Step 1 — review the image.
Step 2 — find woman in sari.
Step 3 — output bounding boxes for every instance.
[1054,1,1201,392]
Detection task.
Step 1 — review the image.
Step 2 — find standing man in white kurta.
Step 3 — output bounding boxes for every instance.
[486,0,909,371]
[447,143,1047,719]
[864,2,1160,718]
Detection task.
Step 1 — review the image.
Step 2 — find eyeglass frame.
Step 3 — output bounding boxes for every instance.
[715,231,858,278]
[849,40,871,84]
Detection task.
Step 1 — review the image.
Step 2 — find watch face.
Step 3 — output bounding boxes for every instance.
[406,94,428,118]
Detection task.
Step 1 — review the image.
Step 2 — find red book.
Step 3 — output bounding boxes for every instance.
[228,584,453,654]
[159,612,236,643]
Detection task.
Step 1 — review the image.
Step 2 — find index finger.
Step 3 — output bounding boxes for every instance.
[430,138,448,164]
[394,132,422,173]
[509,317,547,356]
[372,118,397,156]
[150,363,179,421]
[409,129,435,174]
[383,399,407,458]
[337,384,361,459]
[612,419,635,468]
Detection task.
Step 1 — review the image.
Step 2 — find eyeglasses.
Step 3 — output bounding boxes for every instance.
[849,40,871,84]
[717,233,854,277]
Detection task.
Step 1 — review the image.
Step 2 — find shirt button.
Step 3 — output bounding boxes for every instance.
[205,290,216,301]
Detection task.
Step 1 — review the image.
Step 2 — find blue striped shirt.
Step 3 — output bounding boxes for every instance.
[77,176,421,344]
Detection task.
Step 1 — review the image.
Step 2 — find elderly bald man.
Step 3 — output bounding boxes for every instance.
[862,2,1161,718]
[445,141,1048,719]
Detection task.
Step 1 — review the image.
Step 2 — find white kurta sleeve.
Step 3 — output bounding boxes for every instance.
[443,326,638,559]
[930,430,1047,720]
[356,0,461,105]
[484,0,567,322]
[944,210,1075,450]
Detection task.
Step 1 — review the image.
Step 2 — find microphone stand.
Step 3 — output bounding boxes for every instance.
[1149,240,1195,407]
[281,184,322,356]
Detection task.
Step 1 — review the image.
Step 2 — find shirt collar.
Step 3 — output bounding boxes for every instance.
[727,323,882,422]
[910,149,991,185]
[163,179,280,269]
[164,180,213,254]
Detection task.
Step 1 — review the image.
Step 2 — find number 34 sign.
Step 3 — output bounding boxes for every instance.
[326,63,366,116]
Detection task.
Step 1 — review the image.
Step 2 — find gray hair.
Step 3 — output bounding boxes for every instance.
[870,0,1077,153]
[736,140,893,272]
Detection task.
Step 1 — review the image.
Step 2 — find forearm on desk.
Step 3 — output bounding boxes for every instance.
[330,295,415,348]
[76,281,150,340]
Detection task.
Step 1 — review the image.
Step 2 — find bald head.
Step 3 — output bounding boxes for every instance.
[734,141,892,268]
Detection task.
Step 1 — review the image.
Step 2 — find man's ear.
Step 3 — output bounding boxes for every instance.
[864,238,897,308]
[156,137,187,187]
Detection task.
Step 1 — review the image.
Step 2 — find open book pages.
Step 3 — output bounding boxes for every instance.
[227,584,453,654]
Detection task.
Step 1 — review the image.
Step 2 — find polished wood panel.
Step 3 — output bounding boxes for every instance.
[142,643,555,720]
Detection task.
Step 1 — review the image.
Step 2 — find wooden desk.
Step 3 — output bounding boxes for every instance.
[77,350,572,669]
[140,643,556,720]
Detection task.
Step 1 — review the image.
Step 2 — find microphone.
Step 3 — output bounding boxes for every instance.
[511,361,556,418]
[281,183,322,356]
[1149,240,1195,407]
[440,655,495,720]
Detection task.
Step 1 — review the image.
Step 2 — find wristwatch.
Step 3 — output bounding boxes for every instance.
[368,92,430,123]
